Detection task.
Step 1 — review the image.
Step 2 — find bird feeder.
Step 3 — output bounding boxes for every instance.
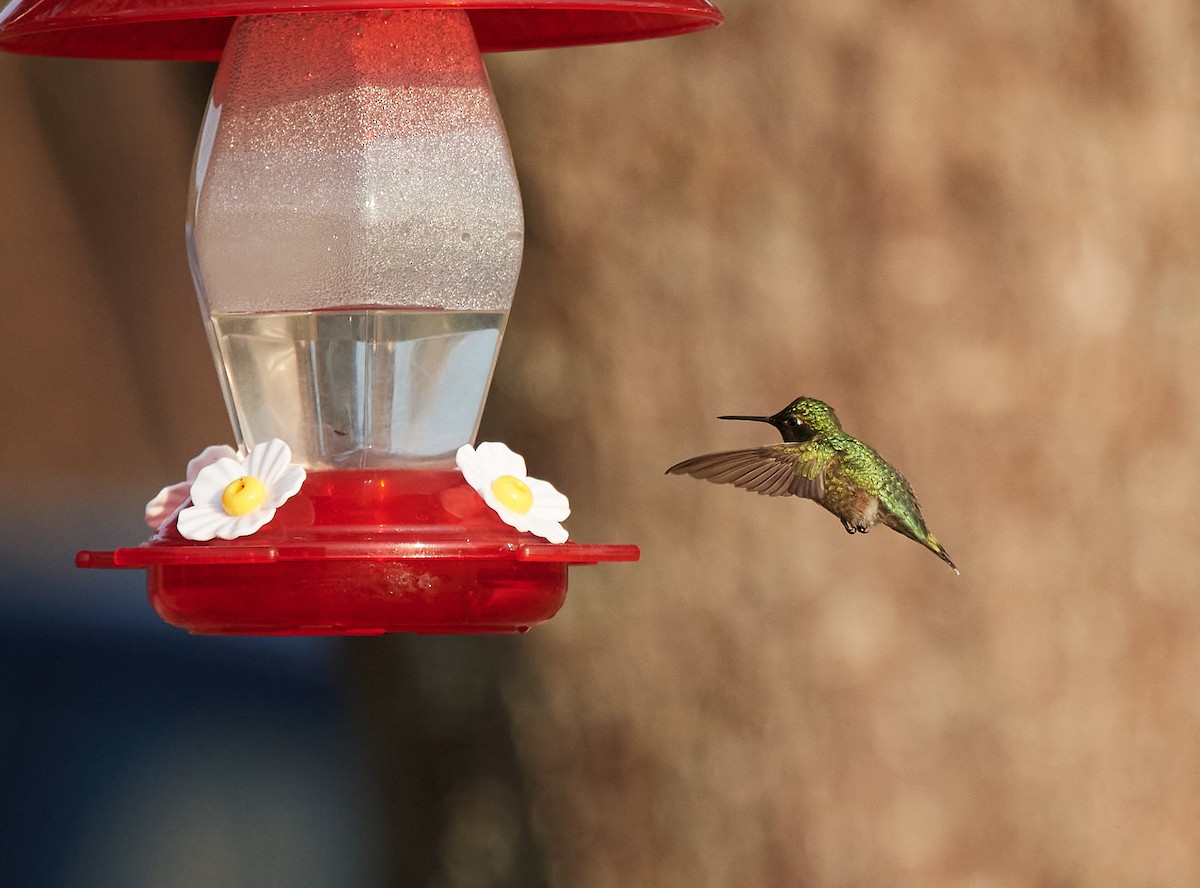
[1,0,720,634]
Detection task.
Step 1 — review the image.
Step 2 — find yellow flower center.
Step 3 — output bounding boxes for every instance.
[490,475,534,514]
[221,476,267,516]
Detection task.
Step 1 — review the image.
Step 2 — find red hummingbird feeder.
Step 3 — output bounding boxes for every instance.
[2,0,720,634]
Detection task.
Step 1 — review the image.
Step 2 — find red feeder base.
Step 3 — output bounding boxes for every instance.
[77,469,639,635]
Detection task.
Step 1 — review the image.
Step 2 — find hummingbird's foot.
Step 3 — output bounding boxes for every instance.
[841,519,856,535]
[856,524,869,534]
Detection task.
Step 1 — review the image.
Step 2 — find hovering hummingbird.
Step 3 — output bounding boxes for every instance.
[666,396,958,573]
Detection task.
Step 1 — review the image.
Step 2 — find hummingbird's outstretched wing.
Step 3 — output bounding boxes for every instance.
[665,444,832,500]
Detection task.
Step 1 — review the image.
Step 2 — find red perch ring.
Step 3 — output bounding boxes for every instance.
[77,469,639,635]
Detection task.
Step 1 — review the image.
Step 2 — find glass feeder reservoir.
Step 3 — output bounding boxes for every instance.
[195,12,520,470]
[0,0,722,635]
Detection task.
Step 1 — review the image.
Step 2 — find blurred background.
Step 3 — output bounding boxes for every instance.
[4,0,1200,885]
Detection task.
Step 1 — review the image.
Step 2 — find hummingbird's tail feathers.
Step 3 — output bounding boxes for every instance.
[925,534,959,575]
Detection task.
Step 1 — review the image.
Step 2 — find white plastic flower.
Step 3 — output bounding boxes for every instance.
[176,438,307,541]
[145,444,241,529]
[456,442,571,544]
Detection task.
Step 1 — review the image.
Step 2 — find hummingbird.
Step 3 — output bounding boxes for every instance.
[666,396,958,573]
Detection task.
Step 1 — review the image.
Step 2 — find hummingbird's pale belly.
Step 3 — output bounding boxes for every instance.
[819,475,881,528]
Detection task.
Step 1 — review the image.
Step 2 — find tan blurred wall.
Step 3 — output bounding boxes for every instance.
[487,4,1200,886]
[0,54,226,489]
[5,1,1200,886]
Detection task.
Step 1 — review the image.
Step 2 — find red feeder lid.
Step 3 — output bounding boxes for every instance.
[0,0,722,59]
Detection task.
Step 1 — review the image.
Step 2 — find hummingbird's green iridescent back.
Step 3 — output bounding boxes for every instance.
[666,396,957,572]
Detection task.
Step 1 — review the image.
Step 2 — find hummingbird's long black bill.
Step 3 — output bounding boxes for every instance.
[718,415,774,423]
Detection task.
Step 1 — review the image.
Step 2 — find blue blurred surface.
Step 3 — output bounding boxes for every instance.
[0,509,380,888]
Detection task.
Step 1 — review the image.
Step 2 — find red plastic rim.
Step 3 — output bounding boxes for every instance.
[78,468,639,635]
[0,0,722,59]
